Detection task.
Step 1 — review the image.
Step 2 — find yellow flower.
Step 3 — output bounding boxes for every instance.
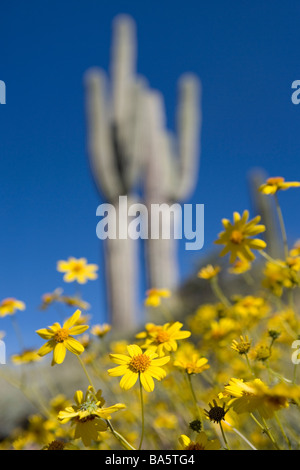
[40,288,63,310]
[58,387,125,447]
[0,298,25,317]
[259,176,300,195]
[91,324,111,338]
[57,257,98,284]
[262,260,300,296]
[198,265,221,280]
[231,336,251,355]
[223,378,293,419]
[60,295,91,311]
[36,309,89,365]
[179,432,221,450]
[11,349,42,365]
[232,296,270,327]
[173,344,210,375]
[142,322,191,357]
[205,318,238,344]
[136,323,164,340]
[144,289,171,307]
[290,240,300,257]
[250,343,271,362]
[108,344,170,392]
[214,210,266,263]
[228,258,252,274]
[188,304,220,335]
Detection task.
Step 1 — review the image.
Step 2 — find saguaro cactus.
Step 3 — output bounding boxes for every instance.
[85,14,202,328]
[84,15,146,330]
[143,77,202,290]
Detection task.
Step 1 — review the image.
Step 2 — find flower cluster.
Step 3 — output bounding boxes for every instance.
[1,177,300,450]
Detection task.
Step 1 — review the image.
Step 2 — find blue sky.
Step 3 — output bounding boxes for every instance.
[1,0,300,356]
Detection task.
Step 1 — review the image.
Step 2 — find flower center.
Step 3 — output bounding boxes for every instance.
[156,331,170,343]
[76,415,97,423]
[207,406,226,423]
[129,354,151,373]
[72,263,84,273]
[267,177,284,185]
[79,400,99,414]
[186,442,205,450]
[47,440,66,450]
[1,298,15,306]
[230,230,244,244]
[54,328,69,343]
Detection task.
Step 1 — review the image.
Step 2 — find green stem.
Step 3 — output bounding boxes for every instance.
[274,193,289,260]
[106,420,136,451]
[219,421,230,450]
[11,315,25,350]
[274,412,291,449]
[77,355,96,392]
[138,377,145,450]
[210,277,231,308]
[292,362,298,384]
[260,250,284,266]
[245,353,255,377]
[223,420,257,450]
[186,372,202,426]
[250,413,280,450]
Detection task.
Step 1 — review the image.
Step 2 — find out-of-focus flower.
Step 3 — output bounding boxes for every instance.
[232,296,270,328]
[222,378,297,419]
[42,440,75,450]
[290,240,300,257]
[228,258,252,274]
[262,260,300,296]
[259,177,300,195]
[108,344,170,392]
[144,289,171,307]
[173,344,210,375]
[11,349,42,365]
[250,343,271,362]
[204,318,239,345]
[136,323,164,340]
[91,324,111,338]
[142,322,191,357]
[40,288,63,310]
[198,265,221,280]
[58,387,125,447]
[0,298,25,317]
[57,257,98,284]
[179,432,221,451]
[60,295,91,311]
[214,210,266,263]
[36,309,88,365]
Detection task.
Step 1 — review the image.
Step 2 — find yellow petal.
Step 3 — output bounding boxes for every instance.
[68,325,89,336]
[63,310,81,329]
[36,328,54,339]
[140,372,155,392]
[119,372,139,390]
[127,344,143,357]
[74,390,84,405]
[109,353,131,365]
[38,340,55,357]
[65,337,84,355]
[53,343,67,364]
[108,365,129,377]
